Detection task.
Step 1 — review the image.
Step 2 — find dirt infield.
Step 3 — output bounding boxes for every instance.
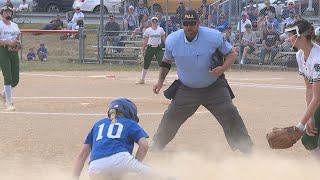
[0,70,319,180]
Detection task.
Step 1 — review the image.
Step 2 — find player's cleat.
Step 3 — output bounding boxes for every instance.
[136,79,145,84]
[3,104,15,112]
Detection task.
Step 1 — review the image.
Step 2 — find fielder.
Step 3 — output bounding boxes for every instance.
[0,6,21,111]
[268,20,320,158]
[136,16,166,85]
[72,97,152,180]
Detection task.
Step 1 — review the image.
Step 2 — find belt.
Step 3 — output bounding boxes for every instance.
[148,45,160,48]
[0,45,8,48]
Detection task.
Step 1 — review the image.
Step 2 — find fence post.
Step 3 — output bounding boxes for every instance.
[79,27,84,64]
[151,0,154,17]
[238,0,242,68]
[165,0,168,35]
[99,0,104,64]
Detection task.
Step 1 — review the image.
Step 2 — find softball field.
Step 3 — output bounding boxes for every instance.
[0,70,319,180]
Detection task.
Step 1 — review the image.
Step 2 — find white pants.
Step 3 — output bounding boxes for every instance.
[88,152,152,180]
[67,21,79,30]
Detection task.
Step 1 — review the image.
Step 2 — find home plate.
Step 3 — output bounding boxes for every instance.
[88,75,116,79]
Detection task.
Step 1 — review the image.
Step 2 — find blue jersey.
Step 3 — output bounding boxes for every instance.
[84,117,149,162]
[164,27,232,88]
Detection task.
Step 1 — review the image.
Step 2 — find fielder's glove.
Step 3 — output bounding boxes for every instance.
[266,126,304,149]
[8,41,22,52]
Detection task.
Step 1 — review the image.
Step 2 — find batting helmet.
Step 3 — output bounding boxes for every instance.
[314,27,320,44]
[108,97,139,123]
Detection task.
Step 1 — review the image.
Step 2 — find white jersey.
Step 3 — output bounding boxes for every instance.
[0,20,20,42]
[72,12,84,22]
[143,27,165,46]
[18,3,29,9]
[297,43,320,83]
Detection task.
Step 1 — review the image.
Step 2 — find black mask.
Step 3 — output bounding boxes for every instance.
[5,16,12,21]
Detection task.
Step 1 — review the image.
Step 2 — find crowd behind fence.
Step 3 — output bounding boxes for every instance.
[16,0,320,68]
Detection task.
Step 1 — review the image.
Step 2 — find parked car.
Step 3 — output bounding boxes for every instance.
[72,0,123,13]
[31,0,74,12]
[0,0,33,9]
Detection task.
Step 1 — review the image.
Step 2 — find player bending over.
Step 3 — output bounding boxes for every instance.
[72,97,151,180]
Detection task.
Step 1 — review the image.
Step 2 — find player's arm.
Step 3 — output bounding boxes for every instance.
[142,36,148,52]
[161,34,166,44]
[304,76,313,106]
[299,79,320,135]
[72,144,91,180]
[135,137,149,162]
[222,48,237,70]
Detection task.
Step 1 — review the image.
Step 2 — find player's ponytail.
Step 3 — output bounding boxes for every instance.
[109,109,117,123]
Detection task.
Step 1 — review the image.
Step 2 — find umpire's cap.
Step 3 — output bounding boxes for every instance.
[0,6,13,14]
[108,97,139,122]
[181,10,199,22]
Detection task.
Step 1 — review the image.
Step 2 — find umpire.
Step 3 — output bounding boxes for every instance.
[152,10,253,153]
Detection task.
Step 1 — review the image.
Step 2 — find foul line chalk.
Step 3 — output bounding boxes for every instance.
[0,111,210,116]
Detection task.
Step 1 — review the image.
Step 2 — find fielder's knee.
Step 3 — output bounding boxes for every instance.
[301,134,319,150]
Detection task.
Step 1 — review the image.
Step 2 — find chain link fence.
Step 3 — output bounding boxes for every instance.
[74,0,320,68]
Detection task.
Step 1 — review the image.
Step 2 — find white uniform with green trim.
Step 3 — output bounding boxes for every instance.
[0,20,20,41]
[297,43,320,83]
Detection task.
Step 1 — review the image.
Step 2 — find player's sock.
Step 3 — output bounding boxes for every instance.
[141,69,148,80]
[4,85,13,105]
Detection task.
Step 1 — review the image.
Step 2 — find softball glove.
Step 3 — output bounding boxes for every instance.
[8,41,22,52]
[266,126,304,149]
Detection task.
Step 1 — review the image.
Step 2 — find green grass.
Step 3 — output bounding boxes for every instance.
[18,23,152,72]
[19,57,164,72]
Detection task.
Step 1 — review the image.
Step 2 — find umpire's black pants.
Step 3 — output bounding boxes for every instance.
[153,78,254,153]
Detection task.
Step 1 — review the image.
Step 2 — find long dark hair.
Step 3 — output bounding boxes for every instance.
[286,19,314,40]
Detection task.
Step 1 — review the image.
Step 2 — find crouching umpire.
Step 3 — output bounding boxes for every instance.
[152,10,254,153]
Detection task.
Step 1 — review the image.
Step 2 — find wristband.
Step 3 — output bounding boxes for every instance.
[296,123,305,131]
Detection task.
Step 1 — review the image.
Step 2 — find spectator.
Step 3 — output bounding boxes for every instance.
[135,0,149,23]
[236,12,252,42]
[199,5,209,26]
[259,12,280,43]
[27,48,36,61]
[67,7,84,37]
[222,26,235,46]
[235,23,256,64]
[43,15,63,30]
[281,1,297,21]
[123,5,139,31]
[17,0,29,12]
[165,18,178,35]
[259,24,280,65]
[258,0,276,30]
[245,0,258,30]
[214,13,229,32]
[103,14,122,53]
[265,13,280,33]
[280,10,297,42]
[197,0,209,16]
[259,0,276,17]
[37,42,48,61]
[175,0,186,24]
[5,0,13,9]
[283,10,297,30]
[131,14,150,40]
[156,13,166,30]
